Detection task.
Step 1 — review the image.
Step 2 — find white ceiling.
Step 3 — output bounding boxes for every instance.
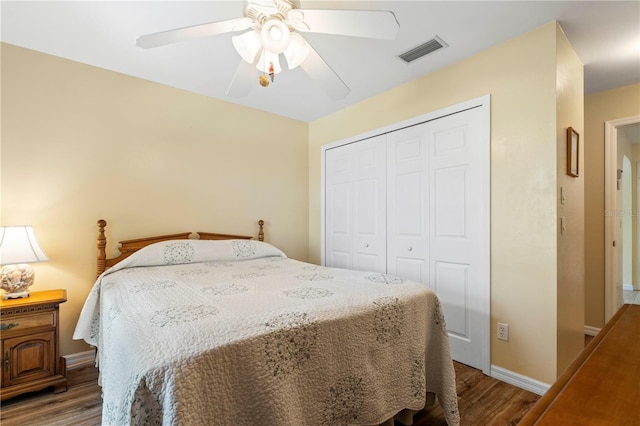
[620,123,640,144]
[2,1,639,122]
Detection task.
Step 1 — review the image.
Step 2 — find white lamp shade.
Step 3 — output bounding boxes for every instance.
[257,49,282,74]
[232,30,262,64]
[284,33,311,69]
[0,226,49,265]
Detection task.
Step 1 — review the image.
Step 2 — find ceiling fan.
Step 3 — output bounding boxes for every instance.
[136,0,399,100]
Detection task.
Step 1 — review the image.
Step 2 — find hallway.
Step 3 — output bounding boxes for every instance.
[623,288,640,304]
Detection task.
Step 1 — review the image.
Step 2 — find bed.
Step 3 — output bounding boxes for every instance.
[74,220,459,425]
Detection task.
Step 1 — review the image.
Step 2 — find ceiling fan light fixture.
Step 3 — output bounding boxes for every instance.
[284,32,310,69]
[261,19,291,53]
[232,30,262,63]
[137,0,399,99]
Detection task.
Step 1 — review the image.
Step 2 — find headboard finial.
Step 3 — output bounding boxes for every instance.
[97,219,107,277]
[258,220,264,242]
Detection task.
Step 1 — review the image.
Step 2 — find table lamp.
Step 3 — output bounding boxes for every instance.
[0,226,49,299]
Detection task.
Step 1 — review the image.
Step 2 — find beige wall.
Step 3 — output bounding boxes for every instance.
[584,83,640,327]
[555,27,585,375]
[1,43,309,356]
[0,44,3,226]
[309,22,574,384]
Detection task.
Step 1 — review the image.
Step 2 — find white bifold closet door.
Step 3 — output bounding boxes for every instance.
[324,105,488,372]
[425,108,487,370]
[325,135,387,273]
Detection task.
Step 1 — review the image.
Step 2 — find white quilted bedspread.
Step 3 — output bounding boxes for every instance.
[74,239,459,425]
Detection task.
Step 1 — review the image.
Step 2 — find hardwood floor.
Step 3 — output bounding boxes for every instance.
[1,365,102,426]
[0,361,540,426]
[413,362,539,425]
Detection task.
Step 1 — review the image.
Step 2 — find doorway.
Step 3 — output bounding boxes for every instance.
[605,117,640,321]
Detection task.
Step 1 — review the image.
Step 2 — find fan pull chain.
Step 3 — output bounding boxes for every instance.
[258,49,270,87]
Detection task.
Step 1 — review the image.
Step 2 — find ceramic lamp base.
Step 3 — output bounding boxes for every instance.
[2,289,30,300]
[1,264,34,300]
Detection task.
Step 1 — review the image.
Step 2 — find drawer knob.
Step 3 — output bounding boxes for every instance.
[0,323,18,331]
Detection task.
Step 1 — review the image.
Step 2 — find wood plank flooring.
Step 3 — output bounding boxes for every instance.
[413,361,539,425]
[1,365,102,426]
[0,360,540,425]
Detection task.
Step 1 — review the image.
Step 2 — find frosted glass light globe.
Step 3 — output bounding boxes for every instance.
[261,20,291,54]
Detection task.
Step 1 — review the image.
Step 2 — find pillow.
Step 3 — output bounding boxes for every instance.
[107,239,286,274]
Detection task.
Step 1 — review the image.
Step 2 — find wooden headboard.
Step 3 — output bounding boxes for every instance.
[96,219,265,277]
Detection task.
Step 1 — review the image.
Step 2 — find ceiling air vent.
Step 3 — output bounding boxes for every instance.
[398,36,448,63]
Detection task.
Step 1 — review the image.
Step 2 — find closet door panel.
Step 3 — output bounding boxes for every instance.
[435,166,467,239]
[327,182,352,269]
[387,124,429,284]
[428,107,486,370]
[353,178,383,272]
[326,148,353,269]
[352,137,387,273]
[325,137,387,273]
[434,261,469,337]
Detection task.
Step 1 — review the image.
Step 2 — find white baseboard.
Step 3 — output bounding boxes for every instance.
[584,325,601,337]
[490,365,550,396]
[624,284,634,291]
[492,327,602,396]
[63,349,96,371]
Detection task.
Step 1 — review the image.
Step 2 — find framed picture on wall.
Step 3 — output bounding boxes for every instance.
[567,127,579,177]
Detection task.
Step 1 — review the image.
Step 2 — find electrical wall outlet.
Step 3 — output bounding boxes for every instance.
[497,323,509,341]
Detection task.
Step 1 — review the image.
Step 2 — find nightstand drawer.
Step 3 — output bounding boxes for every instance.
[1,311,56,334]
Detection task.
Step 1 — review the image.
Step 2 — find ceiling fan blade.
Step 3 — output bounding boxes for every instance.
[227,60,258,98]
[300,45,350,101]
[295,9,399,40]
[136,18,253,49]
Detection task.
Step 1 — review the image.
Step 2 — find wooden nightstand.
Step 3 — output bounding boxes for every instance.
[0,289,68,400]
